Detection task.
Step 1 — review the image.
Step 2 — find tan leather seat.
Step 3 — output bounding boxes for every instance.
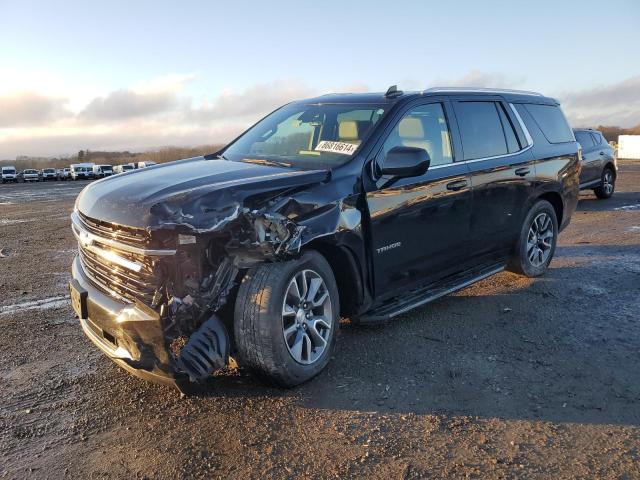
[338,121,360,144]
[398,117,433,157]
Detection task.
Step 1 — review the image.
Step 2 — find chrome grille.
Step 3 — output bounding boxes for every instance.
[77,211,149,248]
[72,212,175,304]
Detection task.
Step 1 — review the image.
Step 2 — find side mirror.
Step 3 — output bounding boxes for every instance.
[381,146,430,178]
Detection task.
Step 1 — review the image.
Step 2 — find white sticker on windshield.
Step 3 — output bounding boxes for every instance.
[315,141,358,156]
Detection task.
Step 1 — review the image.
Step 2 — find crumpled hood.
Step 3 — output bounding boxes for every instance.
[76,156,329,230]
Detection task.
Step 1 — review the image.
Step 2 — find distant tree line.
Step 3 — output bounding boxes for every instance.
[595,124,640,143]
[0,144,224,170]
[2,122,640,170]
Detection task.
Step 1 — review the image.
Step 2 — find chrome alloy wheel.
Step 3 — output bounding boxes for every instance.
[603,171,614,195]
[527,212,554,267]
[282,269,332,365]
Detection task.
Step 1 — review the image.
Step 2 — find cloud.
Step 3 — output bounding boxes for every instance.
[78,73,195,122]
[431,70,525,90]
[3,71,638,158]
[449,70,520,89]
[557,75,640,128]
[0,92,71,127]
[187,79,317,123]
[79,89,179,122]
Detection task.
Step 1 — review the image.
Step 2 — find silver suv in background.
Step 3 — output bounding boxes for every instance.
[574,129,617,199]
[1,166,18,183]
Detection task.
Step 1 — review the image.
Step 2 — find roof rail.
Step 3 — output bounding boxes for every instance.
[423,87,543,97]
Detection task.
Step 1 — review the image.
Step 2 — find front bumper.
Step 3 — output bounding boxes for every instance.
[71,255,189,390]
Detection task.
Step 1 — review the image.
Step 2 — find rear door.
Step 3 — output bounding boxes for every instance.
[365,100,472,298]
[451,97,536,259]
[574,131,600,185]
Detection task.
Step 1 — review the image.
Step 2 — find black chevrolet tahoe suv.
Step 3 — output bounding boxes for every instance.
[69,87,580,392]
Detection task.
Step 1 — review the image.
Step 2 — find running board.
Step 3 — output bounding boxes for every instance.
[358,264,505,324]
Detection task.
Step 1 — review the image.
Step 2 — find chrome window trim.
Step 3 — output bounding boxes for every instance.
[509,103,534,146]
[370,101,536,177]
[71,212,176,256]
[376,139,535,173]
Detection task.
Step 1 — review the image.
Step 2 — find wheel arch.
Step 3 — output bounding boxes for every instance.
[301,240,365,317]
[536,191,564,226]
[604,162,617,179]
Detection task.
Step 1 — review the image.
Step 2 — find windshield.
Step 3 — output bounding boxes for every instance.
[123,165,133,170]
[223,103,387,169]
[101,166,112,171]
[3,168,16,174]
[25,170,37,174]
[44,169,55,173]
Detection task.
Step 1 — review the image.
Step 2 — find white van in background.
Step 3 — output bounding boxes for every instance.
[22,169,40,182]
[41,168,58,181]
[113,164,135,174]
[92,164,114,178]
[136,161,157,169]
[1,166,18,183]
[58,168,71,180]
[70,163,95,180]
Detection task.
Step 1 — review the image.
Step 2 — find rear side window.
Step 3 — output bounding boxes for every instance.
[524,104,574,144]
[593,132,603,145]
[496,104,520,153]
[575,131,595,149]
[455,102,508,160]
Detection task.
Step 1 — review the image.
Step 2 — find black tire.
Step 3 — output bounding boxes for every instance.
[508,199,558,278]
[234,250,339,388]
[594,167,615,199]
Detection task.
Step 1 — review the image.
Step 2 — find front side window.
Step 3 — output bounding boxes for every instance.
[381,103,453,167]
[223,103,387,169]
[455,102,509,160]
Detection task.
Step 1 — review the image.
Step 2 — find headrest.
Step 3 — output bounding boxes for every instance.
[339,121,359,141]
[398,117,424,139]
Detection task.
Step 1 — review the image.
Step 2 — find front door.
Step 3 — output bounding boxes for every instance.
[365,101,472,298]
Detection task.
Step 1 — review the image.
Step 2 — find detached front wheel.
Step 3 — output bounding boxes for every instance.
[234,250,339,387]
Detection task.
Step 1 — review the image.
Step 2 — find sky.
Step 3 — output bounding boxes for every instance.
[0,0,639,158]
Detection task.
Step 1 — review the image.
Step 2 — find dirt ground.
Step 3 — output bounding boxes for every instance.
[1,163,639,479]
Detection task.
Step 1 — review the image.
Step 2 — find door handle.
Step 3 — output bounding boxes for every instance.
[446,180,468,191]
[515,168,530,177]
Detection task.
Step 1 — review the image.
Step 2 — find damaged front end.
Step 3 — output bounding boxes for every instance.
[71,165,350,391]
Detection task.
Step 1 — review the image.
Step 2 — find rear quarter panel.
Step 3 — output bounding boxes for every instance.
[516,105,580,231]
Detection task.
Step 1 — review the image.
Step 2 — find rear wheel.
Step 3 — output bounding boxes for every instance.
[594,167,615,199]
[508,200,558,277]
[234,250,339,387]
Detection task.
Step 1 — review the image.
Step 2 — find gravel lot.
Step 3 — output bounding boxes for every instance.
[1,164,639,479]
